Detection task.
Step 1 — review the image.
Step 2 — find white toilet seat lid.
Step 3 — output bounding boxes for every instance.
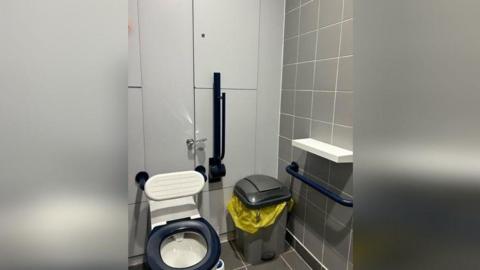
[145,171,205,201]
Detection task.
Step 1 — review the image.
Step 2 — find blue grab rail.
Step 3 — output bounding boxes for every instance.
[286,162,353,207]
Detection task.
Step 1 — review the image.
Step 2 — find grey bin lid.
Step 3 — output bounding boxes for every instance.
[234,175,291,209]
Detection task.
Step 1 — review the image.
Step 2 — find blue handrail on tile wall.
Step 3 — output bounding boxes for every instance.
[286,162,353,207]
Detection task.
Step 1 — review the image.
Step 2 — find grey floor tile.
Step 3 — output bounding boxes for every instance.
[247,256,291,270]
[282,250,312,270]
[221,241,245,270]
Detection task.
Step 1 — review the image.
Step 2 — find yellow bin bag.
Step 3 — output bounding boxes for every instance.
[227,195,293,234]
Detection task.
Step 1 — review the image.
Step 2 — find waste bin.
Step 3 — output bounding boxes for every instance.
[228,175,292,264]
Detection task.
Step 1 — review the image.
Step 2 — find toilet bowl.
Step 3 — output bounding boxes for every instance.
[146,218,220,270]
[142,171,221,270]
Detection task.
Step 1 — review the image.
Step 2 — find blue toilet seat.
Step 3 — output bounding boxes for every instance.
[146,218,221,270]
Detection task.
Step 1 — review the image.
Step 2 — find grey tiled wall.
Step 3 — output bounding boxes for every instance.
[278,0,353,270]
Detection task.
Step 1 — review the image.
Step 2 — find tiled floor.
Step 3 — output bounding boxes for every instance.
[220,242,311,270]
[220,241,312,270]
[129,241,312,270]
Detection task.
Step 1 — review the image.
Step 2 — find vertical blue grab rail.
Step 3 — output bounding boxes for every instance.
[208,72,226,182]
[286,162,353,207]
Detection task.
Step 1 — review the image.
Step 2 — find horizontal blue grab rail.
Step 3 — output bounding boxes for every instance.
[285,162,353,207]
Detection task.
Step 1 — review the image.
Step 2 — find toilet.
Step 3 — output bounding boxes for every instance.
[143,171,221,270]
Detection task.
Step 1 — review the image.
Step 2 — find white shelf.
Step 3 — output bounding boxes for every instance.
[292,138,353,163]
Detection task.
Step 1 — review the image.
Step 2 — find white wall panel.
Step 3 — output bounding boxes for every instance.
[198,187,234,235]
[128,202,148,257]
[128,88,146,204]
[138,0,195,174]
[255,0,284,177]
[194,0,260,89]
[128,0,142,87]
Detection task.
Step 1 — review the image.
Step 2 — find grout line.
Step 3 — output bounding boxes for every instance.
[283,114,313,121]
[309,0,321,142]
[284,18,352,41]
[330,0,346,144]
[285,0,314,16]
[292,248,314,270]
[317,19,345,31]
[280,254,294,270]
[284,59,315,67]
[283,55,353,68]
[333,122,353,129]
[346,229,353,269]
[323,0,346,265]
[230,241,248,269]
[294,89,318,92]
[291,0,302,140]
[286,229,329,270]
[317,54,353,61]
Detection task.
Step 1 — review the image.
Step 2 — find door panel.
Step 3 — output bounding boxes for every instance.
[194,0,260,89]
[355,1,480,269]
[138,0,195,174]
